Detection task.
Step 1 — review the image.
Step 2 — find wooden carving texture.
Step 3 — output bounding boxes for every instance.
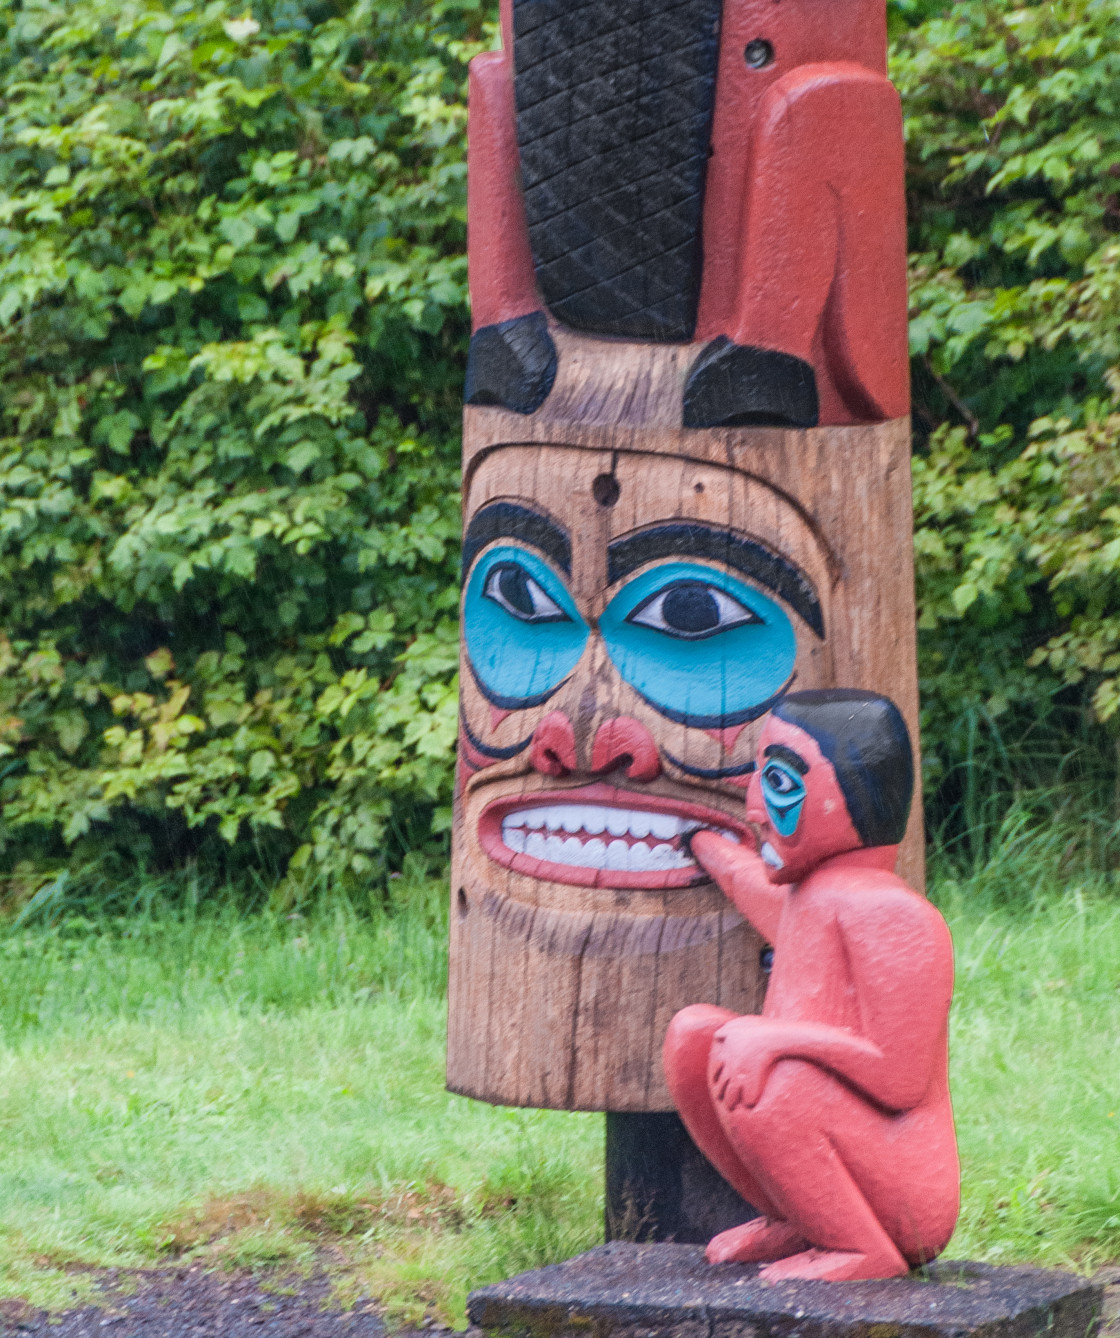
[448,330,922,1113]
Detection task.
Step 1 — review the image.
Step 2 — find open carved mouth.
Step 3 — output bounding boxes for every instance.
[477,783,745,889]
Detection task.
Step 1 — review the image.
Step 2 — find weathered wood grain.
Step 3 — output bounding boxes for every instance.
[449,329,921,1112]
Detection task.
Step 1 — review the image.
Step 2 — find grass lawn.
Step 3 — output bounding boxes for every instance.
[0,872,1117,1324]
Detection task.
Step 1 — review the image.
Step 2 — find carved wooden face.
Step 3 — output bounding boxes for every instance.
[456,445,834,893]
[745,715,863,885]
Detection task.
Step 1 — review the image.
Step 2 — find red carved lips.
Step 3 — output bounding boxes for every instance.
[477,782,748,889]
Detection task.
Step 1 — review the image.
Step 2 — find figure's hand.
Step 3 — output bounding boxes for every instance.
[709,1018,778,1111]
[691,828,763,886]
[690,829,777,926]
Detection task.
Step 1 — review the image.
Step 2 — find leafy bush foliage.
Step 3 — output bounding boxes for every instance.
[0,0,1117,894]
[0,0,481,895]
[896,0,1120,848]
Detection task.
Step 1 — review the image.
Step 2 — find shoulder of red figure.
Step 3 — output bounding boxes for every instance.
[807,867,954,953]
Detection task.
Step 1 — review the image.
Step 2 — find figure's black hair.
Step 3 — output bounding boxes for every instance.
[772,689,913,848]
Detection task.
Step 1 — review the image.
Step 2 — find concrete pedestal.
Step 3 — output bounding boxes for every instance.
[468,1242,1101,1338]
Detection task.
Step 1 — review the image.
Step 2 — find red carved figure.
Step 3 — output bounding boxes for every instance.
[663,691,959,1280]
[464,0,908,428]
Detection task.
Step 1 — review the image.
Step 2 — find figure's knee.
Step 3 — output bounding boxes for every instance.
[466,47,548,395]
[467,51,520,210]
[663,1005,736,1096]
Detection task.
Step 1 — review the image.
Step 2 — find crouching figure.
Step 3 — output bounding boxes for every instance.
[664,690,959,1282]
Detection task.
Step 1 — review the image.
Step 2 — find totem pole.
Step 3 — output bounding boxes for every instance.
[447,0,921,1241]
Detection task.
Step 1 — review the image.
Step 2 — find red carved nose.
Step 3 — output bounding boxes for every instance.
[530,711,578,777]
[591,716,661,783]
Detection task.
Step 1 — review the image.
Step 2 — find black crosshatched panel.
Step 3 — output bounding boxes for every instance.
[513,0,723,341]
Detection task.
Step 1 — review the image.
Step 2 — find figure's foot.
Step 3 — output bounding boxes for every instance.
[683,338,819,428]
[464,311,557,415]
[759,1245,909,1282]
[706,1218,808,1265]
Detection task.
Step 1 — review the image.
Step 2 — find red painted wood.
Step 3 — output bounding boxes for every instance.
[697,64,908,423]
[466,50,540,333]
[590,716,663,784]
[528,709,578,777]
[465,0,908,424]
[663,713,958,1282]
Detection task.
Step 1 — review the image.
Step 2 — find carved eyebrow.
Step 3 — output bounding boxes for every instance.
[461,501,571,577]
[764,743,810,775]
[607,522,823,638]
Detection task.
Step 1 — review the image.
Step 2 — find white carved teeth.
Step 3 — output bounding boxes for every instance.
[499,804,741,871]
[504,805,694,840]
[606,810,629,838]
[760,841,784,869]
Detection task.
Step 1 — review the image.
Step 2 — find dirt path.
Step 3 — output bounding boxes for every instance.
[0,1266,434,1337]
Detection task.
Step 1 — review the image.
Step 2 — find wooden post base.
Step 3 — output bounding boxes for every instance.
[605,1112,757,1244]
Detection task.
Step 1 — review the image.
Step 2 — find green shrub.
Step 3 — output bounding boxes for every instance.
[0,0,483,896]
[0,0,1117,897]
[896,0,1120,857]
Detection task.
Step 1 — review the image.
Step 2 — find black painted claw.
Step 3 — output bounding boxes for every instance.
[464,311,557,416]
[683,337,819,429]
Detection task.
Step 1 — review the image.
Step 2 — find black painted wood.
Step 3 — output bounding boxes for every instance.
[683,339,820,429]
[464,313,557,416]
[604,1111,757,1244]
[513,0,722,341]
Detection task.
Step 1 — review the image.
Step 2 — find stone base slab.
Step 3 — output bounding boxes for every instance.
[468,1242,1101,1338]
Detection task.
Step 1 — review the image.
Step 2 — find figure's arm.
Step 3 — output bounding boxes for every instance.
[467,50,541,331]
[713,886,953,1113]
[691,831,786,944]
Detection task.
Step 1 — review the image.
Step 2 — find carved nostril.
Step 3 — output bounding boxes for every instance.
[530,711,578,777]
[590,716,661,782]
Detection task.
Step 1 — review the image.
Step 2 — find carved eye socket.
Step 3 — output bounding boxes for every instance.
[483,561,569,623]
[762,761,802,798]
[761,760,806,836]
[744,39,774,69]
[628,579,761,640]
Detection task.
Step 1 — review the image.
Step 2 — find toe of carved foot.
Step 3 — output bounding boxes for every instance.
[705,1218,808,1265]
[759,1248,910,1283]
[683,338,819,429]
[464,312,557,415]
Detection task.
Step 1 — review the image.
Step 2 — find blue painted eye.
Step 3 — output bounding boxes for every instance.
[463,546,589,708]
[600,562,797,728]
[483,562,568,623]
[761,760,806,837]
[627,580,761,640]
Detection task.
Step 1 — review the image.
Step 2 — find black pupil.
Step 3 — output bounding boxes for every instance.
[498,565,537,616]
[766,766,792,793]
[661,582,721,634]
